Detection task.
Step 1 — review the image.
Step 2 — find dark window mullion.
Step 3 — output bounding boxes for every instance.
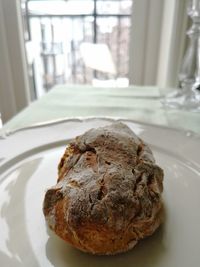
[117,16,121,77]
[40,18,48,90]
[82,17,87,84]
[71,18,76,84]
[93,0,97,78]
[51,17,57,86]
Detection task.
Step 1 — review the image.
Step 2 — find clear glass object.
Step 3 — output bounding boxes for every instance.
[163,0,200,111]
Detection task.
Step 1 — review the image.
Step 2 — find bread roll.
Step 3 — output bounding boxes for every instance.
[43,122,164,255]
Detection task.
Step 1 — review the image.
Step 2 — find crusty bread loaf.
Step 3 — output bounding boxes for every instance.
[43,122,164,255]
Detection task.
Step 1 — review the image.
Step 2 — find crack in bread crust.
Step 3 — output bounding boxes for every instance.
[43,122,164,255]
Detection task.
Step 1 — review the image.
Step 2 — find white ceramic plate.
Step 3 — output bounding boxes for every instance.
[0,118,200,267]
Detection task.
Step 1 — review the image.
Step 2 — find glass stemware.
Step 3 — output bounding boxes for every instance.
[162,0,200,111]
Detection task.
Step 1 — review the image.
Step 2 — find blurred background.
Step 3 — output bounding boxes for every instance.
[0,0,188,123]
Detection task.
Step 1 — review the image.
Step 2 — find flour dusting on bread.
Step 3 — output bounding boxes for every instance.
[43,122,164,255]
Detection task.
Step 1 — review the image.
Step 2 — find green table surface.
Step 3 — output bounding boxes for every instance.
[2,85,200,134]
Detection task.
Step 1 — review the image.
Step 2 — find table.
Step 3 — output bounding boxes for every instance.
[2,85,200,134]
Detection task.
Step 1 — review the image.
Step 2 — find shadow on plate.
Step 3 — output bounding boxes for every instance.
[0,158,43,267]
[45,223,166,267]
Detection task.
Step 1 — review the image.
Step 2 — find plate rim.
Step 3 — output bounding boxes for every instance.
[1,116,199,139]
[0,117,199,174]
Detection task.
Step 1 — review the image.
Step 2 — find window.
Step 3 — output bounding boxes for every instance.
[22,0,133,97]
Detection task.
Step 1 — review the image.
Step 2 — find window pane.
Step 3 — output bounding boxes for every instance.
[97,1,120,15]
[97,16,131,78]
[119,0,132,15]
[28,0,94,15]
[97,0,132,15]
